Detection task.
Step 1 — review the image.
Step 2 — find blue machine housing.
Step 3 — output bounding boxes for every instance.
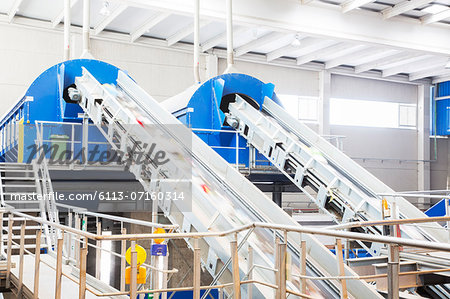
[163,73,283,167]
[433,81,450,136]
[0,60,283,167]
[0,59,121,162]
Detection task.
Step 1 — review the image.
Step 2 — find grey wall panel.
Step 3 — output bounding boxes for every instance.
[331,74,418,104]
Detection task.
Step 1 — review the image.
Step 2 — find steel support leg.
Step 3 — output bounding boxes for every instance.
[272,184,282,207]
[388,244,399,299]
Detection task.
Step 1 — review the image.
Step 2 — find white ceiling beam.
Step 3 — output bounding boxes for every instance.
[201,26,247,52]
[167,20,211,46]
[324,45,370,69]
[115,0,450,56]
[380,54,432,70]
[382,0,432,19]
[130,12,171,43]
[8,0,24,23]
[421,9,450,25]
[266,44,297,62]
[432,74,450,84]
[292,39,337,65]
[301,0,314,4]
[382,58,445,77]
[297,41,356,65]
[52,0,80,27]
[210,47,429,84]
[350,49,400,67]
[94,4,128,35]
[235,32,286,57]
[266,35,307,62]
[355,52,419,73]
[341,0,376,13]
[409,66,450,81]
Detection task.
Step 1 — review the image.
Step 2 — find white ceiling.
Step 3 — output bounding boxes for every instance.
[1,0,450,82]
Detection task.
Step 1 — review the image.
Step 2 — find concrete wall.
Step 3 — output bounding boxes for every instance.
[0,24,63,113]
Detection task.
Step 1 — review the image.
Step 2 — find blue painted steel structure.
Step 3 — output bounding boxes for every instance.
[0,59,120,162]
[165,73,283,167]
[425,198,448,217]
[0,59,283,168]
[433,81,450,136]
[14,59,120,124]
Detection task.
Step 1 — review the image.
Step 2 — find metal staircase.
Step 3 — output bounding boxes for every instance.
[0,162,59,253]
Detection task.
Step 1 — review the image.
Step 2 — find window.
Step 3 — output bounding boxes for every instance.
[330,98,416,129]
[398,104,416,128]
[278,95,318,122]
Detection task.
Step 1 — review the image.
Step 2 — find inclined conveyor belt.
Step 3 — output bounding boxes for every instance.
[74,68,382,299]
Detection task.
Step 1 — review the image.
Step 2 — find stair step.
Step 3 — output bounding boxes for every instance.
[3,195,37,197]
[9,226,41,231]
[3,184,36,188]
[0,165,30,169]
[1,217,30,221]
[1,177,35,180]
[2,201,39,205]
[2,235,39,240]
[0,169,33,173]
[12,208,41,213]
[0,165,31,168]
[11,244,48,249]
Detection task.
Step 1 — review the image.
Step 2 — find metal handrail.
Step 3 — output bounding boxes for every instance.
[5,208,450,298]
[327,215,450,230]
[192,127,242,168]
[55,203,178,230]
[9,209,450,252]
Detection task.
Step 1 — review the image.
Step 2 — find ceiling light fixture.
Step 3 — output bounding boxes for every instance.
[291,34,302,48]
[100,1,111,16]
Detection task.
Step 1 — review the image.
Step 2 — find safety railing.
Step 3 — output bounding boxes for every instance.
[34,120,117,168]
[54,202,178,286]
[191,128,245,169]
[2,208,450,299]
[191,128,346,169]
[0,96,31,157]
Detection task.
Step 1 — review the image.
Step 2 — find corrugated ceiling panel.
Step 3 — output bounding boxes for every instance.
[17,0,63,21]
[106,7,160,35]
[181,21,226,45]
[143,15,193,40]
